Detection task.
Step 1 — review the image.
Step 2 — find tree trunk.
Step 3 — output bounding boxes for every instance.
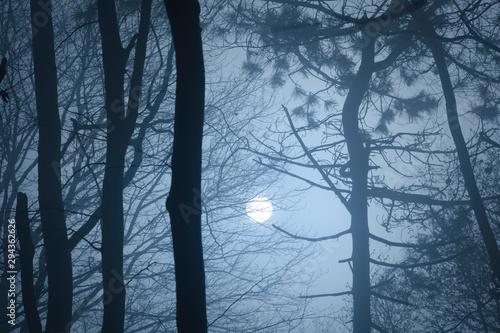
[96,0,152,331]
[30,0,73,331]
[342,37,375,333]
[16,192,42,333]
[162,0,207,331]
[406,0,500,286]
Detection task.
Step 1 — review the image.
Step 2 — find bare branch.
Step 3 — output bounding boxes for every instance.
[273,224,350,242]
[369,232,463,249]
[282,105,350,208]
[298,290,351,298]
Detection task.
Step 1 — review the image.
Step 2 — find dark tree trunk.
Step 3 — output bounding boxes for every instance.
[162,0,208,331]
[406,0,500,286]
[16,193,42,333]
[96,0,152,332]
[342,37,375,333]
[30,0,73,331]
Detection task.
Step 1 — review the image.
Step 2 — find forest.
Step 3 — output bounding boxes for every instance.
[0,0,499,332]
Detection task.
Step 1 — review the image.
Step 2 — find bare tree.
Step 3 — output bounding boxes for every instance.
[96,0,152,331]
[162,0,207,330]
[30,0,73,330]
[16,192,41,333]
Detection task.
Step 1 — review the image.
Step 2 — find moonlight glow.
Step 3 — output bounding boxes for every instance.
[246,196,273,223]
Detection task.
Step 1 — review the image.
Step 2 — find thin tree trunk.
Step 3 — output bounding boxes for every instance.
[406,0,500,285]
[30,0,73,331]
[67,44,174,254]
[96,0,152,331]
[16,192,42,333]
[162,0,207,331]
[342,37,375,333]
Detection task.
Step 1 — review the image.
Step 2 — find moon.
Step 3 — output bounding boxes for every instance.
[246,196,273,223]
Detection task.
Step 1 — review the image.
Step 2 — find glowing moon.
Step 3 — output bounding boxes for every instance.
[246,196,273,223]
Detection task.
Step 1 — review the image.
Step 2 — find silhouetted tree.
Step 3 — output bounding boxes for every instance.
[0,58,8,103]
[96,0,152,331]
[227,2,440,331]
[16,192,41,333]
[162,0,207,331]
[403,0,500,289]
[30,0,73,330]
